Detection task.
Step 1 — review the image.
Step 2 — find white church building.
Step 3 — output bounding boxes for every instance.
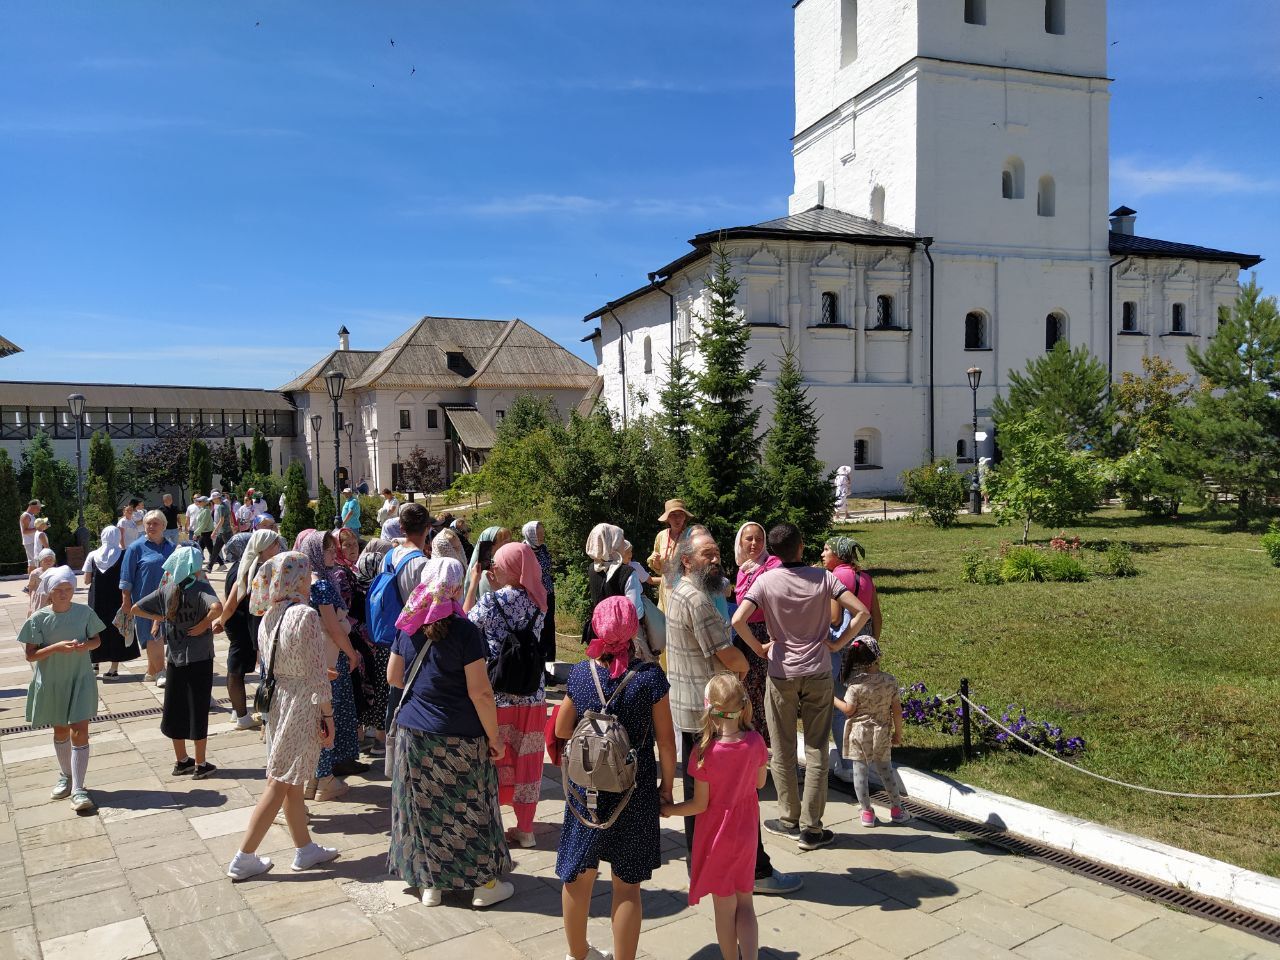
[583,0,1262,491]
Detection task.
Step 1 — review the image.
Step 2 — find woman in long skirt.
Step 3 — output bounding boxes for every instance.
[82,525,139,677]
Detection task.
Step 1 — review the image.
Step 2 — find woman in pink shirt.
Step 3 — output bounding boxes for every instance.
[822,536,883,780]
[732,522,779,747]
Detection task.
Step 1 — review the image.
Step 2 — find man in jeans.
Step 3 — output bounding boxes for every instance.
[666,530,801,895]
[732,522,869,851]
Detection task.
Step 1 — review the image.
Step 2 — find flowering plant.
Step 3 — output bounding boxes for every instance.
[1049,531,1082,552]
[899,682,1087,758]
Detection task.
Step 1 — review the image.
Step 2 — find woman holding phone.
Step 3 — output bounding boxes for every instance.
[463,526,510,609]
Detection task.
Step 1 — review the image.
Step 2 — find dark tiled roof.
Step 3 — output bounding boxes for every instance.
[586,206,919,321]
[1110,232,1262,269]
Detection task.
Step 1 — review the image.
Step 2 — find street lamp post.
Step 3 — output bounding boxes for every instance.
[393,431,401,490]
[67,394,88,550]
[369,428,379,489]
[309,414,322,498]
[966,366,983,516]
[323,369,347,528]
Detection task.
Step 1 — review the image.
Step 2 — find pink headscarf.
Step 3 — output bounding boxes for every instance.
[493,542,548,613]
[395,557,466,634]
[587,595,638,679]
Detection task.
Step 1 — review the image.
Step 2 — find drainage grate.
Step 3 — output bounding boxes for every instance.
[836,777,1280,945]
[0,698,235,737]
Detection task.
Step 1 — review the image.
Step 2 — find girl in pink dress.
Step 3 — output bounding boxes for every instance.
[662,674,769,960]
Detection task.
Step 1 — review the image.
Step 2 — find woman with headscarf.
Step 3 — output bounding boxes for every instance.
[450,516,474,561]
[215,529,284,730]
[81,525,136,678]
[462,525,509,608]
[834,465,853,520]
[581,522,643,647]
[334,527,361,574]
[331,526,370,743]
[352,537,394,754]
[556,595,675,960]
[26,547,57,617]
[226,552,340,880]
[821,535,882,781]
[132,546,223,778]
[295,530,367,797]
[431,528,466,566]
[523,520,559,685]
[464,542,548,848]
[388,557,513,908]
[732,522,779,748]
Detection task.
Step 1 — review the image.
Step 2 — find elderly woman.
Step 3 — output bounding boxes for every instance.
[296,530,367,798]
[132,547,222,778]
[215,529,284,729]
[226,552,339,880]
[120,509,177,686]
[464,542,548,849]
[523,521,558,684]
[646,499,692,613]
[353,538,394,755]
[388,557,513,908]
[82,525,136,678]
[463,526,509,607]
[821,535,883,780]
[431,528,466,565]
[732,522,779,748]
[26,548,56,617]
[581,523,643,647]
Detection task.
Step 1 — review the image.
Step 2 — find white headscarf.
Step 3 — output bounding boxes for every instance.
[584,523,624,573]
[522,520,542,547]
[37,547,56,564]
[733,521,769,569]
[42,565,78,592]
[237,528,285,594]
[85,525,122,575]
[431,529,466,564]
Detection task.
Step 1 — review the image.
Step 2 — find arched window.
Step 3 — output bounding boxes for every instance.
[1002,157,1025,199]
[1121,301,1138,333]
[876,295,895,328]
[1037,175,1056,217]
[870,185,885,223]
[965,0,986,25]
[841,0,858,66]
[1045,312,1066,351]
[643,335,653,373]
[964,311,988,350]
[956,439,969,460]
[821,291,839,325]
[1045,0,1066,35]
[1171,303,1186,333]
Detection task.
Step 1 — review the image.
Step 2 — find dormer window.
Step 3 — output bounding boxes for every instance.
[446,351,475,376]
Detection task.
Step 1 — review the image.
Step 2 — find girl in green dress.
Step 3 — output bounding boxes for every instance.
[18,566,105,813]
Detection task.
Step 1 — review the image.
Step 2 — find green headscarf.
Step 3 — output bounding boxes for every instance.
[465,526,505,599]
[826,535,866,566]
[163,545,204,589]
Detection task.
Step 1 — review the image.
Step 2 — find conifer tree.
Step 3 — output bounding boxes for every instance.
[761,348,832,553]
[88,430,116,511]
[238,443,253,481]
[280,461,315,544]
[315,479,337,532]
[29,435,71,554]
[992,341,1112,451]
[188,439,213,498]
[684,247,764,547]
[0,450,24,566]
[658,347,697,464]
[1168,277,1280,527]
[252,428,272,475]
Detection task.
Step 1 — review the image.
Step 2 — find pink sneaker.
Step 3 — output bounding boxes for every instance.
[860,809,875,827]
[890,806,909,824]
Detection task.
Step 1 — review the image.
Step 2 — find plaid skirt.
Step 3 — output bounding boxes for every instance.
[387,726,512,891]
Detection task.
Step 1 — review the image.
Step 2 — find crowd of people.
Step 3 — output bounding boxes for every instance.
[17,492,903,960]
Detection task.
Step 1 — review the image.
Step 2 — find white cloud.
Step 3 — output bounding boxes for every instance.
[1112,156,1280,197]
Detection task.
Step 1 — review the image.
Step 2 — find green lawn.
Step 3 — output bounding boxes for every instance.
[558,506,1280,876]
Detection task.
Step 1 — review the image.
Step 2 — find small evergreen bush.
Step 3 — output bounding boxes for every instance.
[1001,546,1049,582]
[1260,523,1280,568]
[1104,542,1138,578]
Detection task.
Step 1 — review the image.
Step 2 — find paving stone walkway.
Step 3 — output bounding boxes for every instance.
[0,581,1275,959]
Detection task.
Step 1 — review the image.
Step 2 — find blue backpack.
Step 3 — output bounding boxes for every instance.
[367,549,423,647]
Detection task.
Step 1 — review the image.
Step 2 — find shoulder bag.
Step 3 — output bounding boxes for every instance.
[384,631,437,774]
[252,602,293,720]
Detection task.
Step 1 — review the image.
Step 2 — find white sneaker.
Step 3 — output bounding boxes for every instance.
[235,712,261,730]
[507,828,536,849]
[155,670,167,689]
[471,878,515,908]
[50,774,71,800]
[291,842,339,871]
[314,775,349,802]
[227,852,272,880]
[421,887,442,907]
[565,948,613,960]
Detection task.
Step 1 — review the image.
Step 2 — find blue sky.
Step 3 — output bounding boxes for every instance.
[1,0,1275,388]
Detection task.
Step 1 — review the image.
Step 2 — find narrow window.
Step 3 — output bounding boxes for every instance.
[1001,171,1014,199]
[643,335,653,373]
[870,184,885,222]
[335,411,345,431]
[965,311,987,349]
[876,295,895,328]
[399,409,411,430]
[1121,301,1138,333]
[496,410,505,421]
[1045,312,1065,351]
[1002,157,1024,199]
[821,291,839,325]
[1037,175,1056,217]
[1045,0,1066,34]
[854,438,869,466]
[957,439,969,460]
[840,0,858,66]
[1171,303,1186,333]
[427,408,438,429]
[965,0,986,25]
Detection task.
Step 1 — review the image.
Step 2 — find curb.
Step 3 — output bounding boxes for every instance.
[880,761,1280,923]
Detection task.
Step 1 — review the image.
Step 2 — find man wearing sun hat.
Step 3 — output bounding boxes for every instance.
[647,498,693,613]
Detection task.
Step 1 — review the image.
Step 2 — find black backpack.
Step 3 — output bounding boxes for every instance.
[488,598,544,696]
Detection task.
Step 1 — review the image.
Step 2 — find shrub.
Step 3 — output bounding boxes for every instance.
[358,495,383,536]
[1104,542,1138,578]
[961,548,1003,585]
[1046,550,1090,582]
[1001,546,1049,582]
[901,460,968,528]
[1262,523,1280,568]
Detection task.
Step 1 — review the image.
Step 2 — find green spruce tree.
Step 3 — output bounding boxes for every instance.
[188,439,213,498]
[992,341,1113,451]
[760,348,832,553]
[315,479,337,532]
[252,428,272,475]
[29,435,71,555]
[658,346,697,464]
[684,247,764,546]
[0,450,24,567]
[238,443,253,480]
[88,430,116,511]
[280,461,315,544]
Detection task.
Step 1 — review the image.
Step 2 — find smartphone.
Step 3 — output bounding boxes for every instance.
[478,540,494,571]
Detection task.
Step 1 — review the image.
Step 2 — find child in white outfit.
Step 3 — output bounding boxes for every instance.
[836,636,906,827]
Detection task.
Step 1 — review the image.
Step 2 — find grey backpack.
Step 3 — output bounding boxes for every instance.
[562,663,639,830]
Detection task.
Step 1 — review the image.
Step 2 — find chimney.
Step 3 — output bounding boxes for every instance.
[337,325,350,351]
[1109,206,1137,236]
